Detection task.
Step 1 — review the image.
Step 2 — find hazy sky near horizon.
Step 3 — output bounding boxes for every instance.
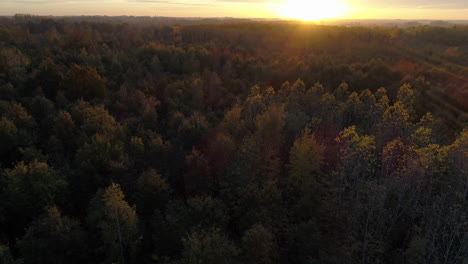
[1,0,468,19]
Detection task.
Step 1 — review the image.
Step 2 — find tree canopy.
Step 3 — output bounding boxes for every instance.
[0,17,466,264]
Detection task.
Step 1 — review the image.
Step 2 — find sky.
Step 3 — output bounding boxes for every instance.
[1,0,468,20]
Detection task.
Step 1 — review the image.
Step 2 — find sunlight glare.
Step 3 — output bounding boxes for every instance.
[279,0,350,21]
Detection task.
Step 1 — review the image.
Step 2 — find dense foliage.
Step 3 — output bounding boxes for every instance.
[0,16,467,264]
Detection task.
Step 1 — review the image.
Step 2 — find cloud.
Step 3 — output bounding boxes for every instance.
[130,0,217,6]
[4,0,117,3]
[131,0,281,4]
[350,0,468,9]
[214,0,279,2]
[9,0,468,8]
[212,0,468,7]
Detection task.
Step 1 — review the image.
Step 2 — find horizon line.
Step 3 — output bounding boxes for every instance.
[2,14,468,22]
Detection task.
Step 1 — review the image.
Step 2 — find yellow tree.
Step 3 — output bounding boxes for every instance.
[336,126,377,183]
[380,102,412,147]
[88,183,138,264]
[288,128,324,193]
[397,83,416,119]
[219,103,245,139]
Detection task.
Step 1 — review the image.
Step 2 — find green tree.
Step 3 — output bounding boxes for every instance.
[53,111,75,140]
[0,47,30,83]
[18,206,86,264]
[136,168,170,216]
[204,132,235,184]
[135,169,170,258]
[180,228,239,264]
[232,180,285,234]
[62,64,107,101]
[404,236,427,264]
[71,101,121,140]
[319,92,338,124]
[243,85,267,129]
[358,89,378,130]
[342,91,362,128]
[251,104,286,180]
[286,220,322,264]
[242,224,277,264]
[75,133,128,185]
[34,58,64,99]
[48,110,77,159]
[184,148,212,195]
[4,160,67,220]
[185,196,229,231]
[446,129,467,197]
[177,111,210,149]
[165,196,229,234]
[6,102,36,130]
[29,96,55,122]
[0,117,18,158]
[333,82,350,102]
[0,244,15,264]
[128,136,145,169]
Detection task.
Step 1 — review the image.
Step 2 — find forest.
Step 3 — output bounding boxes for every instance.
[0,16,467,264]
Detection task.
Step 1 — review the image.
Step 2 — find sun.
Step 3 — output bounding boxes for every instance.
[279,0,350,21]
